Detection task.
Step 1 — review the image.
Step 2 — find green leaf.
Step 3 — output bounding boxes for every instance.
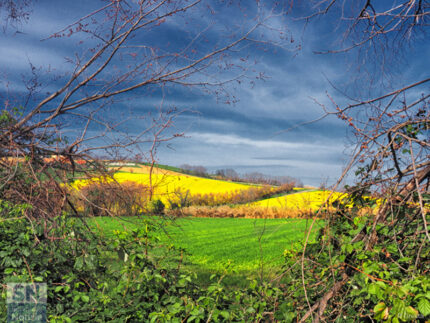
[404,306,418,320]
[374,302,388,320]
[394,299,418,322]
[81,295,89,303]
[56,303,64,313]
[246,307,255,313]
[220,311,230,319]
[74,256,84,270]
[418,298,430,316]
[374,302,386,313]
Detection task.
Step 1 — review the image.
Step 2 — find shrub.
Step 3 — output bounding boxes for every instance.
[0,201,291,322]
[74,180,149,217]
[0,161,66,220]
[169,205,316,219]
[149,199,165,215]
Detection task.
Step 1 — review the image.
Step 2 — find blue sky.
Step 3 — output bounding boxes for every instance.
[1,1,428,186]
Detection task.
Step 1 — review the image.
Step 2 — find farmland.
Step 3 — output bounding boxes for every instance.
[72,164,257,206]
[90,216,322,270]
[251,189,347,211]
[72,164,341,214]
[89,216,323,286]
[2,1,429,320]
[75,165,327,285]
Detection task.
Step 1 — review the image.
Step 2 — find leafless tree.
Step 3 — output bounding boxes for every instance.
[0,0,32,32]
[0,1,292,224]
[291,1,429,321]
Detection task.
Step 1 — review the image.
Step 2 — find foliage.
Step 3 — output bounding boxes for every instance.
[0,160,66,220]
[214,168,301,187]
[179,164,210,178]
[278,191,430,321]
[0,201,304,322]
[1,188,428,322]
[149,199,165,215]
[185,183,295,207]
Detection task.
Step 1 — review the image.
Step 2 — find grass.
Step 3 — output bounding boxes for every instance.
[89,216,323,285]
[139,162,186,174]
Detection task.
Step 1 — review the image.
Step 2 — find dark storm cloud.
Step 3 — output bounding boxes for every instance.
[4,1,426,186]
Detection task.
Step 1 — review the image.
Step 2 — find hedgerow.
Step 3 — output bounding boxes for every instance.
[0,201,287,322]
[1,190,428,322]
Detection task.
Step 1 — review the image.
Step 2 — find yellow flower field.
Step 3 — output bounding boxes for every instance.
[72,165,253,205]
[71,165,354,214]
[115,172,252,196]
[250,190,347,211]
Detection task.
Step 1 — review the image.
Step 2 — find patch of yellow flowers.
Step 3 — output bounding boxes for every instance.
[251,190,347,211]
[71,166,358,213]
[72,167,252,205]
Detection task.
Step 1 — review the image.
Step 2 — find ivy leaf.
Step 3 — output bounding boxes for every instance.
[418,298,430,316]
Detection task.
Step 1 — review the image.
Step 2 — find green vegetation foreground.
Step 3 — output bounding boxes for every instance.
[91,216,322,276]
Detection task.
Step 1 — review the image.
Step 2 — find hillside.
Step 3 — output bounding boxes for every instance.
[250,189,347,211]
[72,163,256,206]
[71,163,351,214]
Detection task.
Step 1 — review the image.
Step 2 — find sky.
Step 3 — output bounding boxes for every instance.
[1,1,428,186]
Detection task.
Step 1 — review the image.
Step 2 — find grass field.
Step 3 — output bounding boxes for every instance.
[90,216,323,284]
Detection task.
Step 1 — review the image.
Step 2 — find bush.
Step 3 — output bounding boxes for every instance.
[169,205,316,219]
[0,162,66,220]
[73,180,149,217]
[277,192,430,321]
[149,199,165,215]
[0,201,291,322]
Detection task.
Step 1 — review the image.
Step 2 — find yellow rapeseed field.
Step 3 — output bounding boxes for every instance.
[250,190,347,211]
[71,165,354,215]
[72,165,253,204]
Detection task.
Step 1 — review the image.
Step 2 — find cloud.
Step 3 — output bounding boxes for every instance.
[8,0,418,187]
[190,132,320,150]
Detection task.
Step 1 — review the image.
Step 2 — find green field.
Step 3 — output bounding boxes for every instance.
[90,216,323,284]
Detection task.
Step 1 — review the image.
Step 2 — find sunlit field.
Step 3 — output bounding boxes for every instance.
[72,164,254,205]
[72,165,350,215]
[251,190,347,211]
[89,216,323,281]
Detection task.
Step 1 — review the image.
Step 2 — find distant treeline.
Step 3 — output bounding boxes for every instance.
[180,164,302,187]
